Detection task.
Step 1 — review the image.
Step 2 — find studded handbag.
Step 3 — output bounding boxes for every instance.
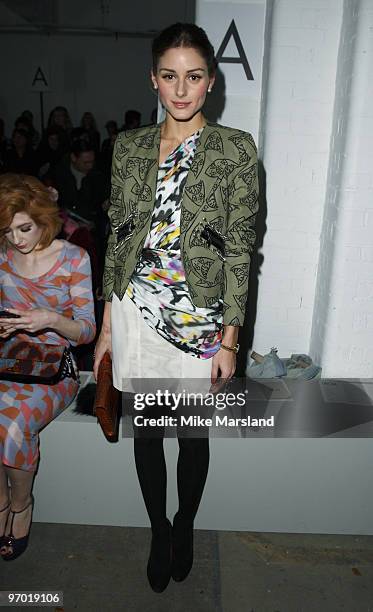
[0,339,77,385]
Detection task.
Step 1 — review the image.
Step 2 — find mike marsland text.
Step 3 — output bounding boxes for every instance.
[133,415,275,427]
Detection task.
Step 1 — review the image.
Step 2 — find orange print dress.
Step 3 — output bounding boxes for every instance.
[0,240,96,472]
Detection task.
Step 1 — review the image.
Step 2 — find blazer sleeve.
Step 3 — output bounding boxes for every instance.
[223,134,259,326]
[102,135,126,302]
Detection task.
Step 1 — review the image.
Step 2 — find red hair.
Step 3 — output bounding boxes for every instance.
[0,173,63,251]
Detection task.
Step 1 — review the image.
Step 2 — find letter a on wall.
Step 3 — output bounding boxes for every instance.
[30,64,51,92]
[216,20,254,80]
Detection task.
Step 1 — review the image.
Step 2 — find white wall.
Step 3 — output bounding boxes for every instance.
[252,0,373,377]
[310,0,373,377]
[253,0,344,367]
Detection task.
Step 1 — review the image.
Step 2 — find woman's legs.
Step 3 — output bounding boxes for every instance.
[0,466,34,557]
[175,436,210,524]
[133,436,168,531]
[133,432,210,528]
[0,464,10,538]
[0,463,9,506]
[172,430,210,582]
[133,420,172,592]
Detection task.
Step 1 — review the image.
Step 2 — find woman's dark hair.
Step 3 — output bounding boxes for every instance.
[81,111,98,132]
[70,137,95,157]
[152,23,217,77]
[12,128,31,146]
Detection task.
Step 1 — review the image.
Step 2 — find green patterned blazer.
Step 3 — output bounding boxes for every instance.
[102,121,259,326]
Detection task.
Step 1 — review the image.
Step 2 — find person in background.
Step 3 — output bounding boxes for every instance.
[20,111,40,149]
[36,127,66,179]
[80,112,100,155]
[48,138,109,227]
[0,173,96,561]
[2,129,38,176]
[101,120,118,153]
[120,109,141,131]
[0,119,10,171]
[14,116,32,135]
[99,120,118,180]
[46,106,73,153]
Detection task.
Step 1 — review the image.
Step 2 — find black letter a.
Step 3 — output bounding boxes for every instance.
[216,20,254,81]
[32,66,48,87]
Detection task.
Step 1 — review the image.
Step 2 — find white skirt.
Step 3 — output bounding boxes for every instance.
[111,292,213,394]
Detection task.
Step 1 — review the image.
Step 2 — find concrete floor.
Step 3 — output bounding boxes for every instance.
[1,524,373,611]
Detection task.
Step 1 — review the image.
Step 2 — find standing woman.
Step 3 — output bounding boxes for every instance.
[94,23,259,592]
[0,174,96,560]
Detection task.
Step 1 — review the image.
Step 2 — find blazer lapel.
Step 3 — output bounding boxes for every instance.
[181,122,224,233]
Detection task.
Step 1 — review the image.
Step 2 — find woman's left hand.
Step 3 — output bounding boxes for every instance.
[211,348,236,385]
[0,308,53,334]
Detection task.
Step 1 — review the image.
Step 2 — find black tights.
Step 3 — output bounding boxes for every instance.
[134,434,209,531]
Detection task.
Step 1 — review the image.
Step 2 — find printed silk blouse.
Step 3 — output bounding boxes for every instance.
[126,128,223,359]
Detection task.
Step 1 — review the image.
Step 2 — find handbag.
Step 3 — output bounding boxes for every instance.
[0,339,77,385]
[94,351,121,442]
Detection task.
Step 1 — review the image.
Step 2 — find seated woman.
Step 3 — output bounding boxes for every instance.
[0,173,96,561]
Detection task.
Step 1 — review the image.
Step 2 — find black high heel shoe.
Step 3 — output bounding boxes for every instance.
[171,513,194,582]
[2,496,34,562]
[0,502,11,551]
[147,518,172,593]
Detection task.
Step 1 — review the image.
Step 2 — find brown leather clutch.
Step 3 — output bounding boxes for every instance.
[94,351,121,442]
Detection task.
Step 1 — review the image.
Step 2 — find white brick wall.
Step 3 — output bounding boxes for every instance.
[253,0,343,362]
[309,0,373,377]
[250,0,373,377]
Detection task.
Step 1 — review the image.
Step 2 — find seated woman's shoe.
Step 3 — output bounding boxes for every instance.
[0,502,11,552]
[147,518,172,593]
[171,513,194,582]
[2,496,34,562]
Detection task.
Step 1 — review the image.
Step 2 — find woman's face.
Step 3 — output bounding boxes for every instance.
[151,46,214,122]
[4,212,43,253]
[13,131,27,148]
[53,110,66,128]
[48,133,59,150]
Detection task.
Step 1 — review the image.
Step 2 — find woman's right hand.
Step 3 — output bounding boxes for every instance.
[93,329,112,381]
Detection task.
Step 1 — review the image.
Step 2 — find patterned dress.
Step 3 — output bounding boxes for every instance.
[126,128,223,359]
[0,240,96,472]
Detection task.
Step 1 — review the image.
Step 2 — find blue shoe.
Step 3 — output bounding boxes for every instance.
[2,496,34,562]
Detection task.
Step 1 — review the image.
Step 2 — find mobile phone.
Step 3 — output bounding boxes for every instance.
[0,310,21,318]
